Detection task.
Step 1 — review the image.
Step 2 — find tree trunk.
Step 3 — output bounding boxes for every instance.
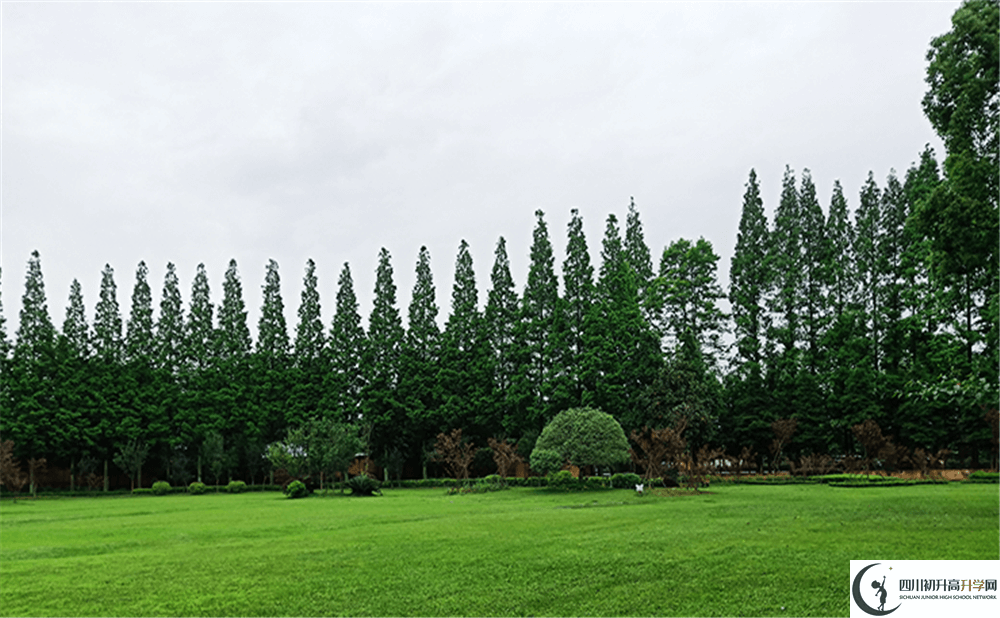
[30,465,35,498]
[70,460,75,492]
[138,462,142,489]
[104,459,109,492]
[197,455,202,483]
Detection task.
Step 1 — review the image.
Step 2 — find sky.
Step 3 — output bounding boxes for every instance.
[1,1,958,341]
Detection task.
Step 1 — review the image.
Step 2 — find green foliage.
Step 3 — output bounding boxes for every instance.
[346,475,381,497]
[188,481,207,495]
[528,448,563,476]
[226,480,247,494]
[151,481,171,496]
[610,472,642,489]
[284,479,308,499]
[131,488,154,495]
[967,471,999,483]
[532,407,630,472]
[546,469,576,490]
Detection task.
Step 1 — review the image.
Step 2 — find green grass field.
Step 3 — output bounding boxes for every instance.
[1,484,997,617]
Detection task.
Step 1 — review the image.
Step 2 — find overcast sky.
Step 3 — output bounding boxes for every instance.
[1,1,957,341]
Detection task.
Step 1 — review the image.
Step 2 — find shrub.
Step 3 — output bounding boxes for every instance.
[227,480,247,494]
[188,482,207,495]
[531,407,631,472]
[530,449,564,476]
[968,471,999,483]
[547,470,577,490]
[152,481,171,495]
[611,472,642,489]
[346,475,381,497]
[132,488,154,495]
[284,480,308,499]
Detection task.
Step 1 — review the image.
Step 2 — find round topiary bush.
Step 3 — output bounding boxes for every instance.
[152,481,171,495]
[188,481,207,495]
[284,480,308,499]
[611,472,643,489]
[227,480,247,494]
[530,407,630,474]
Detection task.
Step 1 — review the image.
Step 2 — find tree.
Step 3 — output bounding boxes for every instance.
[216,259,253,442]
[288,259,326,429]
[254,259,291,443]
[560,209,594,407]
[363,248,406,459]
[624,197,655,323]
[16,251,56,359]
[530,407,631,474]
[484,237,521,438]
[511,210,561,434]
[308,418,363,491]
[93,265,123,362]
[487,437,523,480]
[327,263,367,424]
[0,440,29,502]
[200,431,228,489]
[918,0,999,374]
[156,263,185,373]
[400,246,442,470]
[267,426,311,481]
[61,279,90,357]
[433,428,478,481]
[113,438,150,491]
[185,264,215,371]
[582,215,661,425]
[653,238,727,369]
[440,240,492,439]
[725,170,773,461]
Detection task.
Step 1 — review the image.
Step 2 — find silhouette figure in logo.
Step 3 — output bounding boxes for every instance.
[871,576,888,611]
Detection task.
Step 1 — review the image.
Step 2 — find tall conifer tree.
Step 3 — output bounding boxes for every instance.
[125,262,155,363]
[61,279,90,357]
[400,246,441,463]
[560,209,594,406]
[327,263,367,424]
[363,248,406,456]
[484,237,520,435]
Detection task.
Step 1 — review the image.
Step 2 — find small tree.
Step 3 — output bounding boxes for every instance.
[434,428,478,480]
[0,441,28,502]
[201,432,228,491]
[28,458,47,498]
[531,407,631,474]
[487,437,523,481]
[769,418,797,472]
[113,439,150,491]
[630,417,688,482]
[851,419,888,477]
[308,418,363,491]
[267,426,311,482]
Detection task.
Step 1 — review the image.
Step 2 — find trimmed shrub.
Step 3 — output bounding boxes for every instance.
[611,472,642,489]
[547,470,577,491]
[188,482,207,495]
[132,488,154,495]
[346,475,381,497]
[284,480,308,499]
[227,480,247,494]
[967,471,999,483]
[151,481,171,495]
[530,449,563,476]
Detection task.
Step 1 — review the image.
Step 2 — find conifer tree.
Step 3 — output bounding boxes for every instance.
[798,170,828,375]
[327,263,367,424]
[586,214,661,429]
[217,259,252,362]
[61,279,90,357]
[216,259,253,443]
[156,263,185,373]
[441,240,493,439]
[511,210,561,433]
[16,251,55,359]
[655,238,727,368]
[854,172,883,373]
[125,262,155,363]
[254,259,291,442]
[287,259,326,428]
[484,237,520,435]
[0,267,8,360]
[400,246,442,461]
[363,248,406,456]
[725,170,772,459]
[93,265,123,362]
[185,264,215,370]
[560,209,594,406]
[624,197,655,324]
[294,259,325,367]
[257,259,290,363]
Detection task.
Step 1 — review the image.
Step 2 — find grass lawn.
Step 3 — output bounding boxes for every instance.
[1,483,997,617]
